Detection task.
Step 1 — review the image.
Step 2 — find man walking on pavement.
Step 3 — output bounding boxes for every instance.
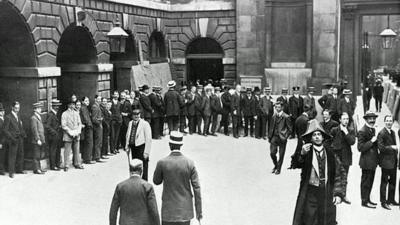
[153,131,202,225]
[268,101,292,175]
[30,102,46,174]
[377,115,399,210]
[330,112,356,204]
[125,109,152,181]
[357,111,379,208]
[109,159,160,225]
[164,81,184,133]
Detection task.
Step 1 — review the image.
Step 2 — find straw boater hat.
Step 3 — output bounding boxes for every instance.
[167,80,176,88]
[169,131,183,145]
[281,88,288,94]
[51,99,62,106]
[129,159,143,171]
[302,119,331,142]
[307,87,315,93]
[264,87,271,92]
[363,111,378,120]
[180,85,187,91]
[342,89,352,95]
[33,102,43,109]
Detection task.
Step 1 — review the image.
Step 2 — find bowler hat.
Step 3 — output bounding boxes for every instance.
[169,131,184,145]
[323,83,333,88]
[180,86,187,91]
[302,119,331,142]
[197,84,203,89]
[254,87,261,93]
[246,87,252,92]
[363,111,378,120]
[152,86,161,91]
[141,85,149,91]
[32,102,43,109]
[292,86,300,91]
[0,103,4,111]
[264,87,271,91]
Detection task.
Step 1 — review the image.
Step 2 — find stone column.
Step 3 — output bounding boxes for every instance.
[311,0,340,91]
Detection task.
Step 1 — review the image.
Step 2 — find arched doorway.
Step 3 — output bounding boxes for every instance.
[186,37,224,83]
[149,31,167,63]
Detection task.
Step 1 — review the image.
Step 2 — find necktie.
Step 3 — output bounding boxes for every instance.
[315,150,326,186]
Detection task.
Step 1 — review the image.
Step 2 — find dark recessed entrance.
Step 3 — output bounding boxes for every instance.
[186,37,224,83]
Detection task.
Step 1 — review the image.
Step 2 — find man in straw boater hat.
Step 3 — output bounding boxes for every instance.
[153,131,202,225]
[164,80,184,133]
[125,109,152,181]
[109,159,160,225]
[45,99,63,171]
[30,102,46,174]
[357,111,379,208]
[268,100,292,175]
[292,119,345,225]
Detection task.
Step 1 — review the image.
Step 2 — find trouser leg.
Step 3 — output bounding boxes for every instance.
[387,168,397,202]
[93,125,103,160]
[15,138,24,173]
[277,142,287,171]
[72,139,81,167]
[249,117,254,136]
[83,128,93,161]
[63,142,72,168]
[270,142,278,168]
[32,144,41,172]
[380,168,390,203]
[343,165,350,196]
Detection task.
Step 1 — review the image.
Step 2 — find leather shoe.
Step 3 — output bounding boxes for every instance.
[16,171,27,174]
[382,203,391,210]
[368,200,377,206]
[275,169,281,175]
[342,197,351,204]
[75,165,84,169]
[388,201,400,206]
[64,167,68,172]
[271,168,277,174]
[0,171,5,175]
[51,167,60,171]
[34,170,45,175]
[9,174,14,178]
[101,156,109,159]
[84,161,95,164]
[96,159,105,163]
[361,202,376,208]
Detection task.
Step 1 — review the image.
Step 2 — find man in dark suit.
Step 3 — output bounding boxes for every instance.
[289,86,304,138]
[210,87,223,136]
[101,98,112,157]
[220,86,231,136]
[110,159,160,225]
[330,112,356,204]
[268,101,292,175]
[0,103,6,175]
[45,100,62,170]
[303,87,317,118]
[231,85,242,138]
[338,89,356,128]
[357,111,379,208]
[92,95,105,162]
[325,87,340,122]
[120,91,133,150]
[110,91,122,154]
[179,86,188,134]
[253,87,263,139]
[377,115,399,210]
[164,81,184,133]
[373,80,384,112]
[194,85,204,135]
[260,87,274,139]
[289,105,311,169]
[201,86,212,136]
[186,86,196,135]
[318,83,333,110]
[320,109,339,148]
[150,86,165,139]
[153,131,202,225]
[140,85,153,123]
[241,87,256,137]
[277,88,289,114]
[3,101,27,178]
[30,102,46,174]
[81,96,94,163]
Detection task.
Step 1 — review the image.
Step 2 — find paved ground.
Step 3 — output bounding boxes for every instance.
[0,96,399,225]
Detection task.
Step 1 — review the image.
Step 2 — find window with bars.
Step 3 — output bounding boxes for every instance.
[38,78,58,113]
[98,73,111,99]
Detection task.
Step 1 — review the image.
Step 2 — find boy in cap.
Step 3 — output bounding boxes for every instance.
[153,131,202,225]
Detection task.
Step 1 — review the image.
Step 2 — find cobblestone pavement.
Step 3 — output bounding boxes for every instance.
[0,97,399,225]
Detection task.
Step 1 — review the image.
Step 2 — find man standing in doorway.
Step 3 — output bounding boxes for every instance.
[268,101,292,175]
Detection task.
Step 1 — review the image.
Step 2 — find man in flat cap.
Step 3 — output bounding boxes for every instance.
[153,131,202,225]
[289,86,304,138]
[4,101,27,178]
[377,115,399,210]
[150,86,165,139]
[357,111,379,208]
[231,84,242,138]
[125,109,152,181]
[164,81,184,133]
[109,159,160,225]
[220,85,231,136]
[292,119,344,225]
[30,102,46,174]
[260,87,274,140]
[45,100,63,170]
[140,85,153,124]
[268,101,292,175]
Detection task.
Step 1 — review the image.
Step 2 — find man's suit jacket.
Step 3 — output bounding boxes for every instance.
[288,95,304,118]
[45,110,62,142]
[80,105,92,128]
[230,92,241,116]
[260,95,273,116]
[194,92,204,116]
[31,113,45,144]
[377,128,398,169]
[120,100,132,126]
[320,119,339,136]
[109,176,160,225]
[186,92,196,116]
[210,94,222,114]
[110,100,122,123]
[221,91,231,114]
[125,119,152,155]
[153,151,202,222]
[91,102,103,126]
[241,95,256,117]
[164,90,183,117]
[303,95,316,109]
[3,113,26,143]
[140,94,153,119]
[318,94,332,110]
[294,114,308,137]
[150,93,165,118]
[330,126,356,166]
[357,125,379,170]
[268,112,292,141]
[61,109,82,142]
[202,95,212,117]
[338,98,355,117]
[277,95,289,114]
[325,95,339,113]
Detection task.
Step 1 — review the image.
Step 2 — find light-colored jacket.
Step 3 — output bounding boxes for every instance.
[61,108,82,142]
[125,119,152,155]
[31,113,45,144]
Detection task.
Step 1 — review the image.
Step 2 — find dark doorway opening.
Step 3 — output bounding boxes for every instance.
[149,31,167,63]
[186,37,224,84]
